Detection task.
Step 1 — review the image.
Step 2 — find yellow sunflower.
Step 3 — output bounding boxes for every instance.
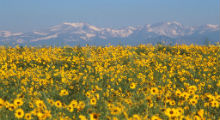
[78,101,86,110]
[70,99,78,108]
[110,107,122,115]
[90,98,97,106]
[15,108,24,119]
[164,108,176,118]
[79,115,87,120]
[150,87,159,95]
[189,98,198,106]
[130,82,137,89]
[35,100,45,108]
[8,104,16,111]
[55,100,62,108]
[151,115,162,120]
[132,114,141,120]
[0,98,5,109]
[14,98,23,107]
[59,89,69,96]
[24,113,32,120]
[67,105,74,112]
[90,113,100,120]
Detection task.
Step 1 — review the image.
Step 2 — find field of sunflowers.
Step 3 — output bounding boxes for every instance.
[0,44,219,120]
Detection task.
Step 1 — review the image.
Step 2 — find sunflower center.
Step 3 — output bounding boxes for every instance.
[170,111,174,114]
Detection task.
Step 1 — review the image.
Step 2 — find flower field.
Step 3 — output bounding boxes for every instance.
[0,45,219,120]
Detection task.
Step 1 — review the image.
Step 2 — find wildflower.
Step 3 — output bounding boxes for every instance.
[150,87,159,95]
[79,115,87,120]
[151,115,162,120]
[55,100,62,108]
[110,107,121,115]
[90,98,97,106]
[194,115,201,120]
[165,108,176,118]
[35,100,45,108]
[132,114,141,120]
[0,98,5,109]
[175,89,182,98]
[67,105,74,112]
[59,89,69,96]
[78,101,86,110]
[189,98,198,106]
[14,98,23,107]
[210,100,219,108]
[15,108,24,119]
[197,109,204,118]
[47,99,54,105]
[169,100,176,106]
[8,104,16,111]
[176,107,184,116]
[70,99,78,108]
[24,113,32,120]
[90,113,100,120]
[130,82,137,89]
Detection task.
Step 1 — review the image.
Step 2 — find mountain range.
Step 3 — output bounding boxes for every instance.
[0,21,219,46]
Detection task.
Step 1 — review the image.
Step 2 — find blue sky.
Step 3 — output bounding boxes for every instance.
[0,0,219,32]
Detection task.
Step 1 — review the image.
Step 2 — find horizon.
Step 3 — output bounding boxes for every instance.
[0,0,219,32]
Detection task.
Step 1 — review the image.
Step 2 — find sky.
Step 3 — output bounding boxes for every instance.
[0,0,219,32]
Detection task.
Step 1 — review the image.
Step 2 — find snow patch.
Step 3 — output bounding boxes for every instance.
[33,32,48,36]
[206,24,219,29]
[31,34,58,42]
[63,22,85,28]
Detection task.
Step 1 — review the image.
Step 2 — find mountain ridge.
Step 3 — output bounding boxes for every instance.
[0,21,219,46]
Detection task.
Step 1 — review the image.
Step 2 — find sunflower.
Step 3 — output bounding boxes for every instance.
[188,89,195,95]
[189,98,198,106]
[14,98,23,107]
[181,92,190,100]
[59,89,69,96]
[79,115,87,120]
[194,115,201,120]
[0,98,5,109]
[169,100,176,106]
[176,107,184,116]
[78,101,86,110]
[47,99,54,105]
[90,113,100,120]
[210,100,219,108]
[164,108,176,118]
[110,107,121,115]
[175,89,182,98]
[132,114,141,120]
[193,94,200,100]
[15,108,24,119]
[67,105,74,112]
[36,112,44,119]
[44,110,51,118]
[150,87,159,95]
[24,113,32,120]
[35,100,45,108]
[29,102,34,108]
[197,109,204,118]
[55,100,62,108]
[70,100,78,108]
[8,104,16,111]
[215,95,220,102]
[130,82,137,89]
[90,98,97,106]
[151,115,162,120]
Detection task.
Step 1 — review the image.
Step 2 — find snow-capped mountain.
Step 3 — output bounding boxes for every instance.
[0,21,219,46]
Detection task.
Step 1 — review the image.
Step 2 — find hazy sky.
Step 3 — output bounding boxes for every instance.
[0,0,219,32]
